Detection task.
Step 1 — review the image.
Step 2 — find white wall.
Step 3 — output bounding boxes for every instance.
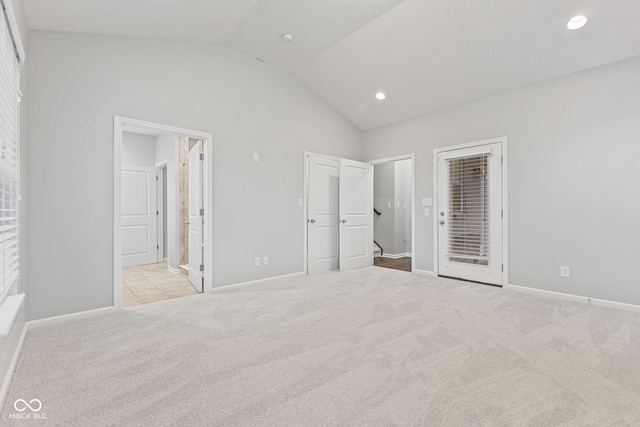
[26,31,362,320]
[154,133,179,269]
[364,55,640,305]
[122,132,156,167]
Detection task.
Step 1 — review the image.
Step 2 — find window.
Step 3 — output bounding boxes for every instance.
[0,1,21,305]
[447,154,490,266]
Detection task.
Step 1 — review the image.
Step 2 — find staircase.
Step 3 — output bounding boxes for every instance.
[374,241,382,257]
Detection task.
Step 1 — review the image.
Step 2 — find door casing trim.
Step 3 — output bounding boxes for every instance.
[433,137,508,286]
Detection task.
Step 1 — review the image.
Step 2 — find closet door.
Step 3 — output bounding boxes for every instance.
[339,159,373,272]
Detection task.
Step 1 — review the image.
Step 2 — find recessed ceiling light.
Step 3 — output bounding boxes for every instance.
[375,92,386,101]
[567,15,587,30]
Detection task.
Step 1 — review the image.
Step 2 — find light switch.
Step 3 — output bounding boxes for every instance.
[424,208,430,216]
[397,202,401,208]
[404,202,407,209]
[422,198,433,206]
[387,202,392,209]
[298,198,303,206]
[253,153,259,163]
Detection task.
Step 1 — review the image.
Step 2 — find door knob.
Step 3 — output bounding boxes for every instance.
[309,219,316,223]
[341,219,347,224]
[439,220,445,225]
[184,221,190,224]
[440,212,445,216]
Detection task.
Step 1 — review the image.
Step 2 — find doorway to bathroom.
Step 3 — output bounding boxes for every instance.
[114,117,213,309]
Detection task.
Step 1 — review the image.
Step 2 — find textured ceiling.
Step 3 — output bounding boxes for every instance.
[21,0,640,130]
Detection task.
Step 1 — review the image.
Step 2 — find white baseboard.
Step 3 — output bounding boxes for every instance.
[413,269,437,277]
[210,272,305,293]
[0,321,27,410]
[167,266,181,274]
[507,284,640,313]
[380,252,412,259]
[27,306,116,330]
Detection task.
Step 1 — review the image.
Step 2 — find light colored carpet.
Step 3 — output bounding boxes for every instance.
[3,267,640,426]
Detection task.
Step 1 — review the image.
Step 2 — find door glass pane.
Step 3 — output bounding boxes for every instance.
[447,154,489,266]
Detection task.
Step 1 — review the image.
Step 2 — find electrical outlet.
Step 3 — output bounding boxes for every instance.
[263,256,269,266]
[424,208,430,216]
[255,257,261,267]
[560,266,570,278]
[253,153,259,163]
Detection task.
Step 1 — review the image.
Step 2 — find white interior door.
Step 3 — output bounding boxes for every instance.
[188,140,203,292]
[437,142,502,285]
[339,159,373,271]
[307,154,340,274]
[122,165,158,267]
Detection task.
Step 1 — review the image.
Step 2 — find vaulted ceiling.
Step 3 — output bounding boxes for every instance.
[21,0,640,130]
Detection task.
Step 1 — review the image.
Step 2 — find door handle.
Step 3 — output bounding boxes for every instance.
[439,220,445,225]
[184,221,190,224]
[309,219,316,223]
[341,219,347,224]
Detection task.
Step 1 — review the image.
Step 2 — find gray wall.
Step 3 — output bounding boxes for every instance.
[364,55,640,305]
[373,162,395,254]
[121,132,156,167]
[154,134,179,270]
[373,160,412,256]
[394,159,411,255]
[26,30,362,320]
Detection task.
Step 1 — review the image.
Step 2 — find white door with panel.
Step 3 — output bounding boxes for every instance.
[339,159,374,271]
[122,165,158,268]
[307,154,340,274]
[437,143,503,285]
[188,140,204,292]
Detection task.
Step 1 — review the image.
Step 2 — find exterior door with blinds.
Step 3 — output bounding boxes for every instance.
[437,142,502,285]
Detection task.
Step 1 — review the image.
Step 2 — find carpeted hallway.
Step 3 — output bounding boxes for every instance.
[4,267,640,425]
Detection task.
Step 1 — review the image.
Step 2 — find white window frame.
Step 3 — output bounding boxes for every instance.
[0,0,26,338]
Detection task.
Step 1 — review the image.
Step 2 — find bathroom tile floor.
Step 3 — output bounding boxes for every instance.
[122,262,198,308]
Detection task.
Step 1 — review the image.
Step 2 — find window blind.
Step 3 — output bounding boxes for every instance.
[447,154,490,266]
[0,2,20,305]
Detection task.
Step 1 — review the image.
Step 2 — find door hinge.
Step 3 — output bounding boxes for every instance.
[156,175,159,181]
[501,155,503,164]
[501,209,503,218]
[156,210,159,215]
[501,264,504,272]
[200,153,204,161]
[199,264,204,272]
[200,208,204,216]
[157,245,159,250]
